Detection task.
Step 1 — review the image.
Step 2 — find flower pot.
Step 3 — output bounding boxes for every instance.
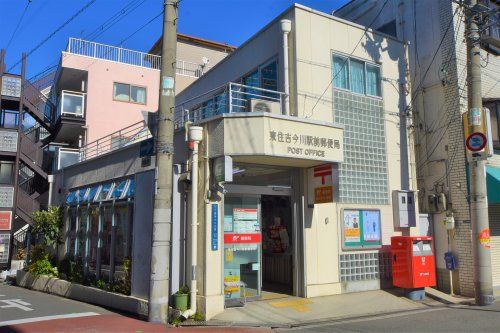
[173,293,189,311]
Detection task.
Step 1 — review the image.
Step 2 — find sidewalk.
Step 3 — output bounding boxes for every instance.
[210,289,433,328]
[3,314,273,333]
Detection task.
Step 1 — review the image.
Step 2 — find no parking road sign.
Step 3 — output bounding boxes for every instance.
[466,132,487,152]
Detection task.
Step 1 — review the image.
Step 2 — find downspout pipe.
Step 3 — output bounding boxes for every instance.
[281,19,291,116]
[47,175,54,207]
[182,126,203,319]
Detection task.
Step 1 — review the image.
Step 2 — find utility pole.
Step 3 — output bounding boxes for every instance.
[465,0,494,306]
[149,0,178,323]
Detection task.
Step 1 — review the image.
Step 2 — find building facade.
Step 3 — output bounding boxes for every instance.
[335,0,500,296]
[52,3,421,320]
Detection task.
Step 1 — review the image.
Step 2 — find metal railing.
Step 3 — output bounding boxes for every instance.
[66,38,209,78]
[79,120,152,162]
[23,79,57,125]
[176,60,210,78]
[67,38,161,69]
[174,82,286,128]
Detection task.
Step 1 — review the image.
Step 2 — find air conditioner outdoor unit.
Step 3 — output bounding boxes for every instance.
[249,98,281,114]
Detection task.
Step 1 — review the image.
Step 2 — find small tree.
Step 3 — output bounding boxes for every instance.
[31,206,64,247]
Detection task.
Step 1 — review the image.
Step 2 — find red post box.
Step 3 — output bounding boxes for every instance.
[391,236,436,289]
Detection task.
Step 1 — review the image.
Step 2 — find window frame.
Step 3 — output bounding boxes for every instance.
[0,161,14,185]
[332,52,383,99]
[112,82,147,105]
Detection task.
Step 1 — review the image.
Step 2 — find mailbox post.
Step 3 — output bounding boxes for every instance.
[391,236,436,300]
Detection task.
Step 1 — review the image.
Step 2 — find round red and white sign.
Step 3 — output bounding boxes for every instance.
[466,132,487,152]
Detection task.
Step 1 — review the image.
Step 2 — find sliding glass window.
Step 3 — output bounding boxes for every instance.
[332,54,382,97]
[333,55,349,90]
[350,60,365,94]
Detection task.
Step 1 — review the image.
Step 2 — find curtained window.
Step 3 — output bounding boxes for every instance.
[350,60,365,94]
[366,65,381,96]
[333,55,349,89]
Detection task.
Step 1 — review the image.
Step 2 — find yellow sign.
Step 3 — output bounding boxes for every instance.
[315,186,333,203]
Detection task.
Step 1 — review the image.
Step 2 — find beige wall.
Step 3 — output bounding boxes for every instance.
[293,6,411,296]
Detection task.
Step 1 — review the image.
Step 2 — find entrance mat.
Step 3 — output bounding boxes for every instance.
[268,298,312,313]
[259,291,291,301]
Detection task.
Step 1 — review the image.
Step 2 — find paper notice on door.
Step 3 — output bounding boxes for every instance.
[233,208,259,233]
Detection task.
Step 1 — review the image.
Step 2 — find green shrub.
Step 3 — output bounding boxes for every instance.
[31,206,63,247]
[95,279,107,290]
[177,285,190,295]
[28,255,58,277]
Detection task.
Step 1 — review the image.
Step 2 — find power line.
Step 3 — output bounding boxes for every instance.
[4,0,31,52]
[7,0,98,72]
[27,0,148,81]
[306,0,390,118]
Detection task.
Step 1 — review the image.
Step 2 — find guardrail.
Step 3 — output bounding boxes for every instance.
[66,38,209,78]
[67,38,162,70]
[79,120,152,162]
[174,82,286,128]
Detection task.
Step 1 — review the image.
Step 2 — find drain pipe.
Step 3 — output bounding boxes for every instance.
[281,19,291,116]
[182,126,203,319]
[47,174,54,206]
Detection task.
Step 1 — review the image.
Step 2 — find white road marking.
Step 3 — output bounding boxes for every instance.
[0,311,100,326]
[0,299,33,311]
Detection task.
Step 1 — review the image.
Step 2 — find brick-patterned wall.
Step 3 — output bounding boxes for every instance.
[439,1,474,297]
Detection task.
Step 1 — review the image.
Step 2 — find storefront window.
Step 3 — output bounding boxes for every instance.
[100,207,113,277]
[88,209,99,272]
[67,208,77,257]
[114,204,133,279]
[77,209,88,259]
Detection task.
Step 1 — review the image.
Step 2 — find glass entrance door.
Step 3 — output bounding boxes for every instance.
[223,196,261,305]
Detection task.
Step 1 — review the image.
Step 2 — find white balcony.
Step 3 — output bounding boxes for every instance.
[58,90,85,118]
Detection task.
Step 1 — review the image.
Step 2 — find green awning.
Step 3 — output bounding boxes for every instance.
[487,166,500,204]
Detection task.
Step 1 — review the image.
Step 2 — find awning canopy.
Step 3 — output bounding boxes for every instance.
[487,166,500,204]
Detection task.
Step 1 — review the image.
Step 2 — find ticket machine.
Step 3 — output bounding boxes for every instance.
[391,236,436,295]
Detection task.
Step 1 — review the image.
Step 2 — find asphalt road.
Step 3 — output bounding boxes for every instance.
[0,283,111,326]
[279,300,500,333]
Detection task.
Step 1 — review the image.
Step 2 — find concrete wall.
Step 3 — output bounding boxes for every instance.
[60,39,231,144]
[292,5,412,296]
[61,54,160,144]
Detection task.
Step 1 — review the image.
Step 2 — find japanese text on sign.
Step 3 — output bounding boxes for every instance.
[269,131,341,158]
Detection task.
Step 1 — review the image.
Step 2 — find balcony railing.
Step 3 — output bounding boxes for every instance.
[79,120,152,162]
[66,38,210,78]
[174,82,287,128]
[67,38,162,70]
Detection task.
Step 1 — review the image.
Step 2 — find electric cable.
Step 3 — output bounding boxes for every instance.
[4,0,31,52]
[7,0,98,72]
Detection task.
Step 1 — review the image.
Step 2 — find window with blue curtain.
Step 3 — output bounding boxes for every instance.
[366,65,381,96]
[333,55,348,89]
[350,60,365,94]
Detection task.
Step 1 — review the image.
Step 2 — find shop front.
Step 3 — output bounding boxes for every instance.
[221,165,298,306]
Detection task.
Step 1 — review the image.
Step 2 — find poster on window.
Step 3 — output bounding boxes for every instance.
[343,209,382,249]
[362,210,381,242]
[343,210,361,243]
[233,208,259,234]
[0,211,12,230]
[224,268,241,299]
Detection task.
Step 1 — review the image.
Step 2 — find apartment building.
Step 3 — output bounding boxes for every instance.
[51,3,421,319]
[51,34,234,171]
[335,0,500,296]
[0,52,56,268]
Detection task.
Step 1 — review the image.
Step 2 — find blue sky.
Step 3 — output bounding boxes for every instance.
[1,0,349,79]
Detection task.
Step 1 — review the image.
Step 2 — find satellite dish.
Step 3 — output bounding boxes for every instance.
[202,56,210,66]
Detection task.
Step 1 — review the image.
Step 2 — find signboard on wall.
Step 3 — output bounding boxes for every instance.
[342,209,382,249]
[0,211,12,230]
[307,164,339,205]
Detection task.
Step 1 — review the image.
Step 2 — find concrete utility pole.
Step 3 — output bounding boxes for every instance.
[149,0,178,323]
[465,0,494,306]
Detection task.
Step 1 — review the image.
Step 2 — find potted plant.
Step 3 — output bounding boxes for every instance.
[173,285,189,311]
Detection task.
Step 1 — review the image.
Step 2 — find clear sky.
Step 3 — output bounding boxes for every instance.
[0,0,349,79]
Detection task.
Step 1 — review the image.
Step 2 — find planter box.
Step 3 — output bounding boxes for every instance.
[16,270,148,316]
